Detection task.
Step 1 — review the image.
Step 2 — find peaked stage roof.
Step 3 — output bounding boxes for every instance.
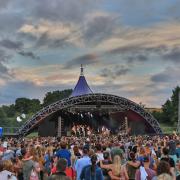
[71,65,93,97]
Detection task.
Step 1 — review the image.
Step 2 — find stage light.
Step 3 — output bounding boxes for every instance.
[21,113,26,119]
[17,116,22,122]
[81,113,83,118]
[90,114,93,118]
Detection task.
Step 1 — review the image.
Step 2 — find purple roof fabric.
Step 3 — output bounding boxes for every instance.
[71,75,93,97]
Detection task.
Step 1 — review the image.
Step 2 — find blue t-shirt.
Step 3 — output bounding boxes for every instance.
[56,149,71,166]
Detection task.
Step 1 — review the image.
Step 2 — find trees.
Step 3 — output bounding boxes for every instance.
[15,98,41,114]
[43,89,72,107]
[0,108,7,126]
[152,86,180,125]
[0,89,72,127]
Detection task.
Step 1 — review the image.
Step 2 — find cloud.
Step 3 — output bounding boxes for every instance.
[11,64,77,86]
[106,44,167,57]
[0,39,23,50]
[0,0,11,9]
[83,12,118,44]
[35,32,73,49]
[151,66,180,83]
[126,54,148,63]
[19,21,81,48]
[163,47,180,63]
[0,39,40,61]
[0,49,12,78]
[0,79,72,105]
[151,73,171,83]
[32,0,98,23]
[64,53,99,68]
[0,12,25,35]
[18,50,40,60]
[100,65,130,78]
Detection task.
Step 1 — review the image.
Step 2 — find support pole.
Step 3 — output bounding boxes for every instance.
[58,116,62,137]
[177,90,180,134]
[125,116,128,134]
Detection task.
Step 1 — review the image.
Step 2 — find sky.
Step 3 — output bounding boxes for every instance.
[0,0,180,107]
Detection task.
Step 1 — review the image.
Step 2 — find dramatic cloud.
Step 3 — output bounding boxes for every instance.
[19,21,81,48]
[18,51,40,60]
[151,74,172,83]
[0,0,180,106]
[32,0,97,22]
[151,66,180,83]
[0,12,25,35]
[126,54,148,63]
[163,47,180,63]
[0,49,12,78]
[64,54,99,68]
[100,65,130,79]
[0,39,23,50]
[83,12,118,44]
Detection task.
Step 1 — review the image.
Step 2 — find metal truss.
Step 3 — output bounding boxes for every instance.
[17,93,162,136]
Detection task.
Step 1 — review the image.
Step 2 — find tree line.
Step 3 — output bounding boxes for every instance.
[0,89,72,127]
[152,86,180,125]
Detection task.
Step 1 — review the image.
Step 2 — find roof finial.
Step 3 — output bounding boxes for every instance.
[80,64,84,76]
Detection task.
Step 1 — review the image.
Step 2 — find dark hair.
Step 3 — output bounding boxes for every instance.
[83,148,89,155]
[102,146,106,151]
[21,148,27,156]
[60,141,67,149]
[0,160,4,171]
[132,146,137,154]
[96,144,102,151]
[162,147,169,155]
[129,152,136,162]
[56,158,67,172]
[103,151,109,159]
[157,161,170,176]
[91,154,97,176]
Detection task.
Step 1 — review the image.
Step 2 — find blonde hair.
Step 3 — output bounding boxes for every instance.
[157,173,172,180]
[113,155,121,176]
[3,160,13,171]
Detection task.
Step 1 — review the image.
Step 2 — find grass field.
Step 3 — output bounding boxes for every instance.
[160,123,177,134]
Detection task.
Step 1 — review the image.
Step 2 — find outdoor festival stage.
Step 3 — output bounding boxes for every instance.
[17,65,162,137]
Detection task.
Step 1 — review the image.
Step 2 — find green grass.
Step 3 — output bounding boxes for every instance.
[160,123,177,134]
[26,132,38,138]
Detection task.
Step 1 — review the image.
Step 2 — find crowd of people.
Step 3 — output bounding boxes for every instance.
[0,132,180,180]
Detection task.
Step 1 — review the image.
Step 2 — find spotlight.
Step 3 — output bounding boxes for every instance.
[21,113,26,119]
[17,116,22,122]
[90,114,93,118]
[81,113,83,118]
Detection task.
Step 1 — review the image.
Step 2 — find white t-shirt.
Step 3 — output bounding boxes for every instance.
[96,152,104,162]
[0,170,17,180]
